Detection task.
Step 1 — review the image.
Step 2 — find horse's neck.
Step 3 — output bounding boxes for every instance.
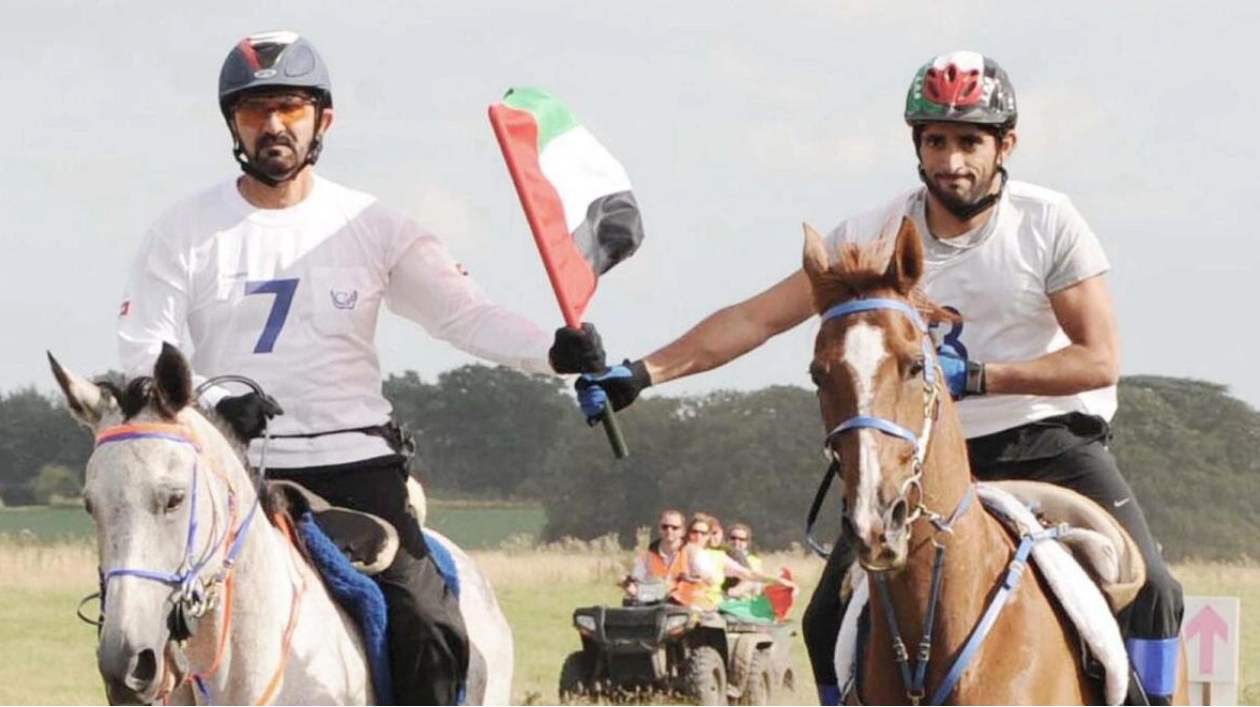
[179,417,366,704]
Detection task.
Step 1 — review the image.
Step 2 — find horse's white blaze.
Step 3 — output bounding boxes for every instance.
[843,323,888,541]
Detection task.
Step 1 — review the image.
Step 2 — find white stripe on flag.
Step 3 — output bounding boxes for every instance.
[538,126,633,234]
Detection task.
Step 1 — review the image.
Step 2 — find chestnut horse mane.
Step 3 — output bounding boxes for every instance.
[810,236,950,326]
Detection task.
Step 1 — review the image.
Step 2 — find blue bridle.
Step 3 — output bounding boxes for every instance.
[814,297,983,705]
[92,422,261,631]
[818,298,944,528]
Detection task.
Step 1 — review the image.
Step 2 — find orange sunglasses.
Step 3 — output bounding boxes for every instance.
[233,94,317,129]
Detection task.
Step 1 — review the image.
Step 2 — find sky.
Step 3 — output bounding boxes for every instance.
[4,0,1260,410]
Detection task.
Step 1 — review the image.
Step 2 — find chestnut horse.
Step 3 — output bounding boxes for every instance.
[801,218,1188,704]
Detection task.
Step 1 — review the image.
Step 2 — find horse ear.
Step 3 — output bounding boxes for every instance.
[886,217,925,294]
[47,352,117,429]
[802,222,831,281]
[153,342,194,412]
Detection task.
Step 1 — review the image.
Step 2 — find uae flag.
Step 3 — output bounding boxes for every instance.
[489,87,644,326]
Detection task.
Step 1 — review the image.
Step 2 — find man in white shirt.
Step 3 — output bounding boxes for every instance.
[118,31,601,705]
[568,51,1181,705]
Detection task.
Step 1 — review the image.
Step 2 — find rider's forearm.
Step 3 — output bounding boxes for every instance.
[643,271,814,386]
[642,307,775,385]
[984,344,1119,396]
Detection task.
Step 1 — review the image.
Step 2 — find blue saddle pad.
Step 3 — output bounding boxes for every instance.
[297,512,394,705]
[422,528,461,600]
[297,516,467,706]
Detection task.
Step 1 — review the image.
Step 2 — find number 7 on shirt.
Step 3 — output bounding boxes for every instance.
[244,278,300,354]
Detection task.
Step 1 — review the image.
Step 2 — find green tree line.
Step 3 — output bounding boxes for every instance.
[2,368,1256,560]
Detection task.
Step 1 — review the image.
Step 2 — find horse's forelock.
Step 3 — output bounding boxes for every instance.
[811,239,899,311]
[98,377,178,421]
[100,378,251,468]
[811,238,951,330]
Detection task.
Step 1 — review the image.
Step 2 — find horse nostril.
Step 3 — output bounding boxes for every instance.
[890,500,908,529]
[124,648,157,690]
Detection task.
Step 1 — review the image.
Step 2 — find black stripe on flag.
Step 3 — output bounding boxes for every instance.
[571,191,644,276]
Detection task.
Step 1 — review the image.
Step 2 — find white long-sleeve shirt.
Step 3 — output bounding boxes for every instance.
[118,176,553,468]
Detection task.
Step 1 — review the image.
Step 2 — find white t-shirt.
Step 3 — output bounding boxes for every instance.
[825,181,1116,439]
[119,176,553,468]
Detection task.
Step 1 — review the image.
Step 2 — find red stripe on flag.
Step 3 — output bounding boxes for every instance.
[488,104,596,327]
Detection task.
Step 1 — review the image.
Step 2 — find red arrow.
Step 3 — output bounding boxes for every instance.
[1185,604,1229,675]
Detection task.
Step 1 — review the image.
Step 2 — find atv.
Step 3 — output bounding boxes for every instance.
[558,582,794,705]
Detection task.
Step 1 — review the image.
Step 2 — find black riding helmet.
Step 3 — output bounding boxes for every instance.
[218,31,332,186]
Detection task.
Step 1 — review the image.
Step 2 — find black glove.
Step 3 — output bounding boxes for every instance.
[549,323,607,374]
[575,359,652,422]
[214,392,284,441]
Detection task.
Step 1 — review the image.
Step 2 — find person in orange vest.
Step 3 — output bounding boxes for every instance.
[621,509,687,602]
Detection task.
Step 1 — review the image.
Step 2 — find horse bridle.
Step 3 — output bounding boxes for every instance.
[81,376,275,702]
[92,423,261,641]
[809,297,989,705]
[806,297,952,557]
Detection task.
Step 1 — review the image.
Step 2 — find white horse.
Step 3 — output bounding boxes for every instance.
[50,344,513,705]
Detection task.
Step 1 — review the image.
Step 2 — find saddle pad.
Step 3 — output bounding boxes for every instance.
[423,529,461,601]
[297,512,394,705]
[834,482,1128,705]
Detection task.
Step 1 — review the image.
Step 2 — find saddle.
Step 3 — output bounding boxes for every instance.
[266,480,399,575]
[263,480,466,706]
[988,480,1146,612]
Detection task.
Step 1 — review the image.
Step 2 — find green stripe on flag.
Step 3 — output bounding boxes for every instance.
[501,87,578,152]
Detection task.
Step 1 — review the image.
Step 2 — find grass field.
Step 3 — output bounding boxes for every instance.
[0,503,548,549]
[0,539,1256,704]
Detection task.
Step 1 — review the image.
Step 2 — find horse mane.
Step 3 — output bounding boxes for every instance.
[811,238,945,322]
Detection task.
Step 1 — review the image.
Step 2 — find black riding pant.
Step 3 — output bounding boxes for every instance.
[803,413,1183,693]
[270,458,469,705]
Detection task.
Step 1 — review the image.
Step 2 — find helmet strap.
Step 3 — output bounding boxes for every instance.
[918,165,1008,222]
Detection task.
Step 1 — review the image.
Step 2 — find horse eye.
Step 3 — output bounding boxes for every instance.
[165,492,186,513]
[908,357,925,377]
[809,364,827,388]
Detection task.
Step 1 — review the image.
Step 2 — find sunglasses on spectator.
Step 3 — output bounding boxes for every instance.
[660,524,681,530]
[689,528,710,535]
[729,535,749,542]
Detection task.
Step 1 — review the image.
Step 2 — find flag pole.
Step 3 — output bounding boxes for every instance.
[488,105,628,458]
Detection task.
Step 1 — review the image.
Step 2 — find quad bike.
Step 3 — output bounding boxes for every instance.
[559,581,795,705]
